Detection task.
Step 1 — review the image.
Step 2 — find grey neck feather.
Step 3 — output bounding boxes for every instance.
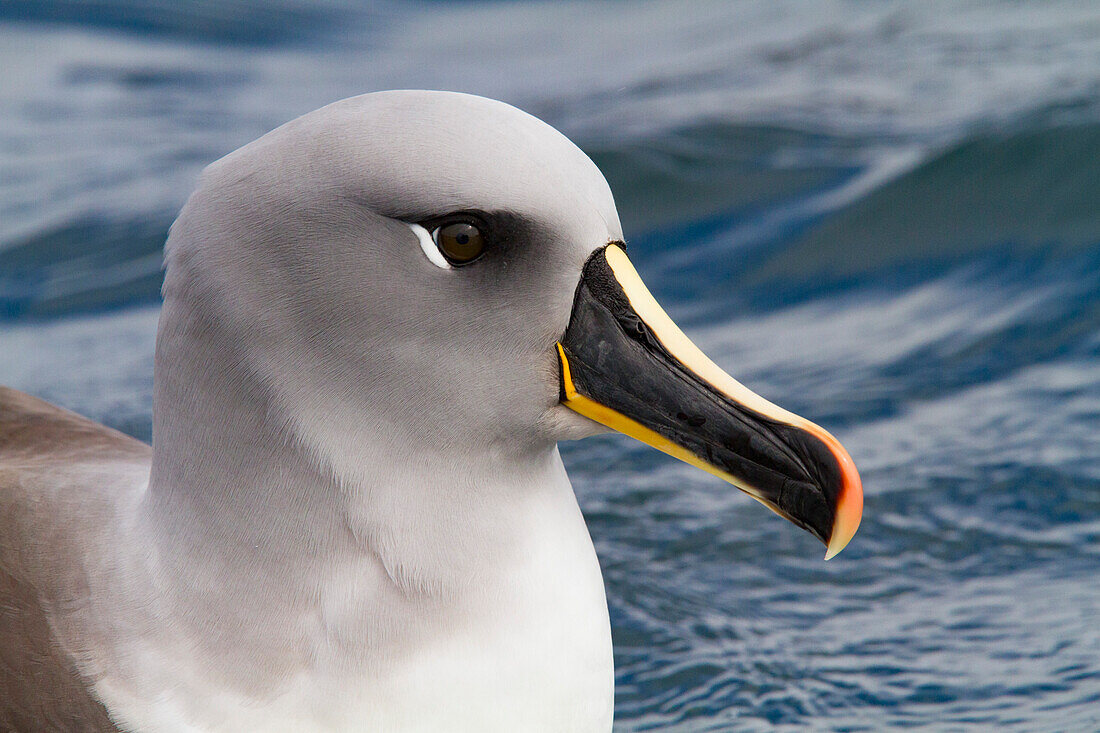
[142,276,564,604]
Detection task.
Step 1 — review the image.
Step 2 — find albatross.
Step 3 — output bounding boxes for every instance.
[0,90,862,732]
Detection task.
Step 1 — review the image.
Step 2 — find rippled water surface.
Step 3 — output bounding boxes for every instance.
[3,1,1100,729]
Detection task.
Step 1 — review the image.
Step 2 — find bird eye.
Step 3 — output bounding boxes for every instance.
[433,221,485,264]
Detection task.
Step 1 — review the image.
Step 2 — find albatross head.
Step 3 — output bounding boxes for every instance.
[160,90,860,560]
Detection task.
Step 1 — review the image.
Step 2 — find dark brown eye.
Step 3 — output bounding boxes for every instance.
[433,221,485,264]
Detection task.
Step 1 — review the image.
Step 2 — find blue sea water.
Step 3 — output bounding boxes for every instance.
[3,1,1100,729]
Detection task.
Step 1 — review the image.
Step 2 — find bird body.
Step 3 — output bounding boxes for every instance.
[1,91,860,732]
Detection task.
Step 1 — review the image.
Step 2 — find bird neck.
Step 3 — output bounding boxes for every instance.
[114,331,613,729]
[140,294,572,612]
[97,254,615,731]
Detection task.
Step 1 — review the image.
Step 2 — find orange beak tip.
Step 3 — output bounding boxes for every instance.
[822,448,863,560]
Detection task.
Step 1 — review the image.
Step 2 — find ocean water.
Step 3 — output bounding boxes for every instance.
[3,1,1100,729]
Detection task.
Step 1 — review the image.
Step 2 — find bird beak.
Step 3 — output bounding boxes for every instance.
[557,244,862,559]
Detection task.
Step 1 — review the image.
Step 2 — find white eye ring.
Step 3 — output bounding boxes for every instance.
[407,222,451,270]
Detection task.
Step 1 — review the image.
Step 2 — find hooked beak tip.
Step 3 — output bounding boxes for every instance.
[816,425,863,560]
